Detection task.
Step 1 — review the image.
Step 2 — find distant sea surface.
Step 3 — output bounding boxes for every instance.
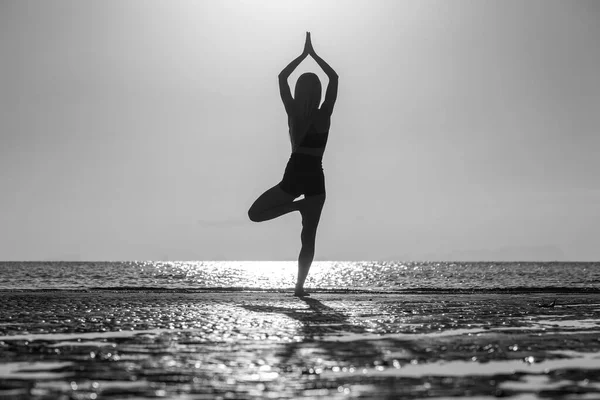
[0,261,598,292]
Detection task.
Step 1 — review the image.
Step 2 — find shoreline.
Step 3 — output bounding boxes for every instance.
[1,291,600,399]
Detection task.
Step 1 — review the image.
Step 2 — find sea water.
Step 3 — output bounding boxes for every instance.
[1,261,598,291]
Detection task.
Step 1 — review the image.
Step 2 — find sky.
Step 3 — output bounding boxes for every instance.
[1,0,599,261]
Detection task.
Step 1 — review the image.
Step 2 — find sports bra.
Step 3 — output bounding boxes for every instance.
[299,124,329,149]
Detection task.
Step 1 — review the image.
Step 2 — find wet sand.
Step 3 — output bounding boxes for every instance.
[1,290,600,399]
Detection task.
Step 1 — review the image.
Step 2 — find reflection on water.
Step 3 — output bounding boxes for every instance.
[1,261,599,291]
[0,361,74,380]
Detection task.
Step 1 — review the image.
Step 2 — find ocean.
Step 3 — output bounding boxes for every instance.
[1,261,598,292]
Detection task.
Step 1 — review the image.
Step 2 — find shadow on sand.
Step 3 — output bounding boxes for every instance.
[241,297,392,369]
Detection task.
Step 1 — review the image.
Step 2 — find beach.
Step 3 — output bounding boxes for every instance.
[1,290,600,399]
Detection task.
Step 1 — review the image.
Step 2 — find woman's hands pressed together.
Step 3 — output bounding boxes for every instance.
[303,32,316,57]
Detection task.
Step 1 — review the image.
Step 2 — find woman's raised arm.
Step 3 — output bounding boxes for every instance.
[278,34,311,112]
[306,34,339,114]
[278,54,304,112]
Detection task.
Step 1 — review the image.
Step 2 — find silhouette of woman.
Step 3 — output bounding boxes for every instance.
[248,32,338,297]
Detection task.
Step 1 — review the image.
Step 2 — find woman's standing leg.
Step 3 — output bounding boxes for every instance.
[295,194,326,296]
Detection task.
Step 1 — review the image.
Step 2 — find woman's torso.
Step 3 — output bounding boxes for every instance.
[288,108,330,157]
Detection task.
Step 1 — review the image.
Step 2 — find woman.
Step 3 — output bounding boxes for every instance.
[248,32,338,297]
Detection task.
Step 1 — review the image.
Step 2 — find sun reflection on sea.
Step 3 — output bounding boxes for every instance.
[146,261,325,289]
[3,261,597,291]
[207,261,297,289]
[144,261,355,290]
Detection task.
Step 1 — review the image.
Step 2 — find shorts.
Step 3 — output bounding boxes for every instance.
[278,153,325,197]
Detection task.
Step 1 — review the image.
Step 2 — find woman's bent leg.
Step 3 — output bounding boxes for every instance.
[294,194,326,296]
[248,184,299,222]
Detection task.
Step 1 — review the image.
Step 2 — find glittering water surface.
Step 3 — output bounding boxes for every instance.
[0,261,599,291]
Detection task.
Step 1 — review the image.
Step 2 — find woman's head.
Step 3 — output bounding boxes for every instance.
[294,73,322,117]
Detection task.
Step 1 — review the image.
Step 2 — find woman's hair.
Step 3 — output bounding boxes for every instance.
[294,72,322,118]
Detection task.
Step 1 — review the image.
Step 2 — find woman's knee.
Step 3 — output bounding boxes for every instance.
[248,193,269,222]
[301,223,319,246]
[248,205,262,222]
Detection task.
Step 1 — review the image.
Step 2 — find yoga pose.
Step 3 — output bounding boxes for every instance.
[248,32,338,297]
